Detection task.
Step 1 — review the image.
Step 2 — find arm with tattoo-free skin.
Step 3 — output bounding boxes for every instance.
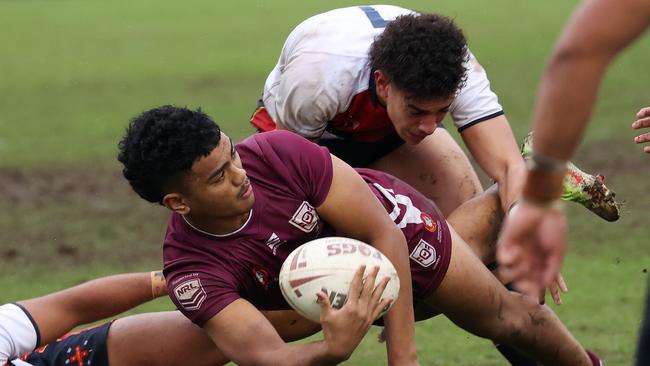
[202,266,391,366]
[317,156,418,366]
[461,114,527,212]
[18,271,166,346]
[498,0,650,296]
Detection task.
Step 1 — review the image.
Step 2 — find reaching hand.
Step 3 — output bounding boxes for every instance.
[319,265,392,362]
[497,201,567,299]
[633,107,650,154]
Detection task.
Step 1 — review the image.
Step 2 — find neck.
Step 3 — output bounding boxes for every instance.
[183,210,251,236]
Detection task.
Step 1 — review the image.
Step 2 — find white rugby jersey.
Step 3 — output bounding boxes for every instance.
[0,304,37,365]
[262,5,503,140]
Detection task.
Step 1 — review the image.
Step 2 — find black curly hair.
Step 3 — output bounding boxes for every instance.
[370,13,469,100]
[117,105,222,204]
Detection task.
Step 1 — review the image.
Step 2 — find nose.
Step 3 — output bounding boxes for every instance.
[418,117,439,135]
[231,165,247,186]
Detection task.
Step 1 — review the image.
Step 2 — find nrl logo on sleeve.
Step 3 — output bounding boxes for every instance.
[289,201,320,233]
[173,278,206,311]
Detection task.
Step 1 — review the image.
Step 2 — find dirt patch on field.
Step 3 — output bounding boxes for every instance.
[0,167,168,269]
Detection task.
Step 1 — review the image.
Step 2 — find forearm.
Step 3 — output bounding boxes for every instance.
[20,271,161,344]
[533,0,650,161]
[262,341,343,366]
[372,230,417,363]
[462,116,525,210]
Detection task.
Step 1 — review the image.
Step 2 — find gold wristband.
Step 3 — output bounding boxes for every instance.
[150,270,167,299]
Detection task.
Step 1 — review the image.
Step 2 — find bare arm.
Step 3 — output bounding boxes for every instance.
[18,271,165,345]
[498,0,650,296]
[533,0,650,161]
[317,156,417,365]
[203,267,390,366]
[461,115,527,211]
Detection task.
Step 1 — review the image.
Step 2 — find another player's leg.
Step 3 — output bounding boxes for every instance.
[370,128,483,217]
[447,184,503,264]
[521,132,620,221]
[106,310,321,366]
[423,226,601,366]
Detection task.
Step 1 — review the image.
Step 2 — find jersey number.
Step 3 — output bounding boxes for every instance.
[359,6,388,28]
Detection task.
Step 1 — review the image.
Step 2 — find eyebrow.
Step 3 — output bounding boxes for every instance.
[206,137,234,183]
[407,103,452,113]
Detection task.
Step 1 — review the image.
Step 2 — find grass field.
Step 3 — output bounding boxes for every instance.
[0,0,648,365]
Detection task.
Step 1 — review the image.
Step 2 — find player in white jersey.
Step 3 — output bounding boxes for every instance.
[252,5,620,221]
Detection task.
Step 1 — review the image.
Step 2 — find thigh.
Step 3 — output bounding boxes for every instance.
[106,310,320,366]
[107,311,226,366]
[370,128,483,216]
[423,225,522,338]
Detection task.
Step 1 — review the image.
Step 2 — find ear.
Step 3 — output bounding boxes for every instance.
[162,193,190,215]
[373,70,390,102]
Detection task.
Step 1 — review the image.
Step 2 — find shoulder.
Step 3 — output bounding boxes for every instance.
[238,131,325,161]
[0,303,39,364]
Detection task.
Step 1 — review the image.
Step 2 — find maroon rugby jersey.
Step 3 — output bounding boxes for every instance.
[164,131,450,326]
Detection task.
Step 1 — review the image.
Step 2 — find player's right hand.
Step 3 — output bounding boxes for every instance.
[497,201,567,301]
[318,265,392,362]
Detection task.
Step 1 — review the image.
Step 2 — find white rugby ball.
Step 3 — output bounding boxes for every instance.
[279,236,400,323]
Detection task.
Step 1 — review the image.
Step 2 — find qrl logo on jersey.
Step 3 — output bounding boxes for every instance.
[409,239,438,268]
[289,201,319,233]
[174,279,206,311]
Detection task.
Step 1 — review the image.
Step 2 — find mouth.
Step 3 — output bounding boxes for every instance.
[239,180,252,199]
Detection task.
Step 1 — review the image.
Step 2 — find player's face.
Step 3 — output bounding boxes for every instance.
[375,73,453,144]
[183,133,255,220]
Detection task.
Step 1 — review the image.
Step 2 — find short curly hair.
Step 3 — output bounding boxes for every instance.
[117,105,221,204]
[370,13,469,100]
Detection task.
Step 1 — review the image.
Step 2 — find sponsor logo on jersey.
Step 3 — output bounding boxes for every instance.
[420,212,437,233]
[173,278,206,311]
[289,201,320,233]
[266,232,286,255]
[252,267,271,290]
[409,239,438,268]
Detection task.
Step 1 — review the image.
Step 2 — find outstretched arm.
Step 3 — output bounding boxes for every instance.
[203,266,391,366]
[18,270,166,345]
[498,0,650,296]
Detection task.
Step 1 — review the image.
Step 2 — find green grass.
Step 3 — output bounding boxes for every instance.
[1,0,648,364]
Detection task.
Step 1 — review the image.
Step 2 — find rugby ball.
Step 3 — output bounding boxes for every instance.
[279,236,400,323]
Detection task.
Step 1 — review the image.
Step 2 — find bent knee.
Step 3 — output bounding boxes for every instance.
[481,291,552,344]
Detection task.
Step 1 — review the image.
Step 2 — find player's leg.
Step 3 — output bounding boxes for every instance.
[423,227,594,366]
[106,310,321,366]
[107,311,227,366]
[446,184,502,264]
[370,128,483,217]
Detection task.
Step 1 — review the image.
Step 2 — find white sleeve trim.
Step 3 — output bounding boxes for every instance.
[450,50,504,130]
[0,304,38,364]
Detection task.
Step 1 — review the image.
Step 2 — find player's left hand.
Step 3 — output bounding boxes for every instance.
[497,200,567,299]
[632,107,650,153]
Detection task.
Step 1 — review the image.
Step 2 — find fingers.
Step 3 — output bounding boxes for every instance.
[317,290,333,320]
[370,298,393,323]
[636,107,650,119]
[346,265,367,305]
[549,281,561,305]
[634,132,650,144]
[556,273,568,293]
[359,265,381,304]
